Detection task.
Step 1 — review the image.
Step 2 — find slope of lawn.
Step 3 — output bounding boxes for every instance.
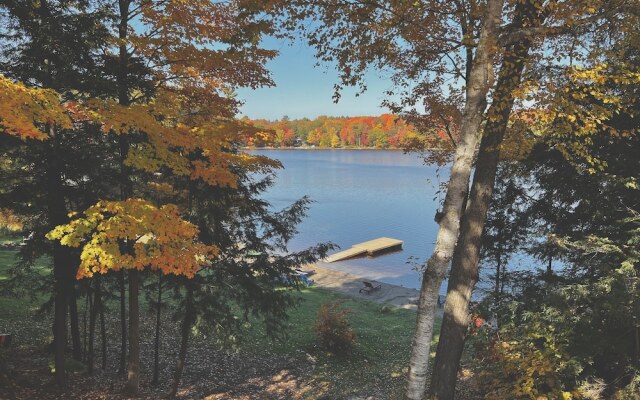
[239,287,440,399]
[0,244,453,399]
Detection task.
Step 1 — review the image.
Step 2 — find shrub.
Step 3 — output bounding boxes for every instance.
[313,302,356,353]
[474,311,584,400]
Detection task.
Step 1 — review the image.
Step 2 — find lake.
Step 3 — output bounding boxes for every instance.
[248,149,449,292]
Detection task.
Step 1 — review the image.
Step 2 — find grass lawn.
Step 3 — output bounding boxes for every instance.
[0,249,52,350]
[0,232,21,245]
[0,249,35,312]
[240,287,441,398]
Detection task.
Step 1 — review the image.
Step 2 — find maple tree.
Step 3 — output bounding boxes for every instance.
[1,0,285,393]
[77,0,281,392]
[0,75,71,140]
[46,199,218,279]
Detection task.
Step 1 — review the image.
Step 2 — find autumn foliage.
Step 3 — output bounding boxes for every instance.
[244,114,454,150]
[0,75,71,140]
[47,199,218,279]
[0,208,23,232]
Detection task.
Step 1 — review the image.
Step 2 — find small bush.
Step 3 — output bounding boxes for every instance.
[476,320,583,400]
[313,302,356,353]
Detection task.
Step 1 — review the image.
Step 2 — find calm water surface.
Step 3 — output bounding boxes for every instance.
[249,149,449,291]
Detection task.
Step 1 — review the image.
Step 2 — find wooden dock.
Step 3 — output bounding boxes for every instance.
[325,237,403,263]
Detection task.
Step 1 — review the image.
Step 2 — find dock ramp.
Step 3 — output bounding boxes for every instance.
[325,237,403,263]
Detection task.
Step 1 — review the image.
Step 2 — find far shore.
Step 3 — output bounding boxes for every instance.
[243,146,446,151]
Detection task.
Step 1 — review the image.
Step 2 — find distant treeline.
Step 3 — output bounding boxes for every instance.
[242,114,450,149]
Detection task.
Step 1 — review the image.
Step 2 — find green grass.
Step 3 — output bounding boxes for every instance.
[0,231,21,245]
[0,249,51,344]
[241,287,441,398]
[0,250,17,282]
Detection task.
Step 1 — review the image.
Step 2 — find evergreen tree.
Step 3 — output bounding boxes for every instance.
[0,0,114,384]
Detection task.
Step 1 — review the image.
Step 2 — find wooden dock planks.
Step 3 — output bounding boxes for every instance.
[324,247,367,262]
[325,237,403,263]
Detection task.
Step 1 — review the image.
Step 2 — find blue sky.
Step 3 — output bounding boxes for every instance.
[236,37,392,120]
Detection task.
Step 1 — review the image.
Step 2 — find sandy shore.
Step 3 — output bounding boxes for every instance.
[301,265,442,315]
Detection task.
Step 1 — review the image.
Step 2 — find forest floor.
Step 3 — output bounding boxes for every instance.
[0,247,481,399]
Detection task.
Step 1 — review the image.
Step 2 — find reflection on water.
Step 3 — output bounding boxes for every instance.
[249,149,449,292]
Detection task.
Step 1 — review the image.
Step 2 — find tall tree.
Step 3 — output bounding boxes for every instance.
[0,0,112,383]
[163,144,332,397]
[272,2,505,397]
[433,0,640,396]
[431,3,548,396]
[82,0,277,392]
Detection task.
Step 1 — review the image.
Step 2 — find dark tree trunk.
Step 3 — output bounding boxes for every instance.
[45,122,71,386]
[83,289,89,361]
[152,272,162,386]
[52,244,68,386]
[87,281,95,374]
[500,262,506,294]
[429,2,544,398]
[168,284,195,399]
[495,254,502,296]
[88,277,102,374]
[124,269,140,394]
[118,270,127,374]
[99,281,107,370]
[115,0,135,387]
[69,282,82,361]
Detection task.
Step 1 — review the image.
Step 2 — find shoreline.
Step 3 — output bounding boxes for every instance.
[242,146,447,151]
[244,146,405,151]
[301,264,443,315]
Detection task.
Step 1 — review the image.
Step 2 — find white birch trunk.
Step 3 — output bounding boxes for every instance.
[404,0,505,398]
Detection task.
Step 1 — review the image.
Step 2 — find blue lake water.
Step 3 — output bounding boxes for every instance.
[248,149,449,291]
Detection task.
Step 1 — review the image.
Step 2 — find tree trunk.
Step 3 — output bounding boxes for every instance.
[168,284,195,399]
[116,0,134,382]
[429,2,544,397]
[404,1,505,398]
[152,272,162,386]
[500,262,506,294]
[45,122,71,386]
[69,282,82,361]
[87,280,95,374]
[118,270,127,374]
[124,269,140,394]
[52,244,68,386]
[88,277,102,374]
[99,281,107,370]
[495,254,502,296]
[83,289,89,361]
